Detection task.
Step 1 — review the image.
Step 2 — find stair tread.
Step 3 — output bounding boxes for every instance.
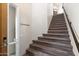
[48,30,68,33]
[31,43,74,56]
[43,33,69,36]
[33,40,73,52]
[26,13,74,56]
[43,33,69,38]
[38,36,70,41]
[39,37,71,44]
[27,48,50,56]
[33,40,72,48]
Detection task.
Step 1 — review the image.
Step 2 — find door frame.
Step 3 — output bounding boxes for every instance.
[7,3,20,56]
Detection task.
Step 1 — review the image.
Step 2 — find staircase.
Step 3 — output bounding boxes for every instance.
[25,14,74,56]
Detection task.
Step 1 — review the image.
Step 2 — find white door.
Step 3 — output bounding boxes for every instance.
[7,4,17,56]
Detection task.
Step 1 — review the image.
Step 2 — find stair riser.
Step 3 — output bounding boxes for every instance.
[52,21,65,23]
[49,29,67,30]
[51,23,66,24]
[48,30,68,32]
[33,41,72,52]
[53,20,65,22]
[48,31,68,33]
[51,24,66,26]
[49,27,67,29]
[51,23,66,25]
[38,38,70,44]
[48,29,67,31]
[53,19,65,22]
[53,21,65,22]
[49,28,67,30]
[51,22,66,24]
[51,25,66,27]
[43,34,69,38]
[50,26,67,28]
[53,19,65,20]
[48,29,68,32]
[26,50,34,56]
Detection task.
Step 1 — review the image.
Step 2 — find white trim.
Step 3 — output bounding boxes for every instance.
[63,11,79,56]
[8,42,16,45]
[7,3,9,56]
[15,4,20,56]
[71,23,79,43]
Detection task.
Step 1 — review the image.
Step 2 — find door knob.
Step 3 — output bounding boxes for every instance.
[3,37,7,47]
[3,37,7,40]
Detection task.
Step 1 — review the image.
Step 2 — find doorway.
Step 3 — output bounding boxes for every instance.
[7,4,16,56]
[0,3,18,56]
[0,3,7,56]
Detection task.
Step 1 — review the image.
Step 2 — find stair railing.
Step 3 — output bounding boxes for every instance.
[62,6,79,53]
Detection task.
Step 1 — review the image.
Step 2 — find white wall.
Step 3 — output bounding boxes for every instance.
[15,3,53,55]
[47,3,53,27]
[17,3,32,55]
[32,3,53,40]
[63,3,79,55]
[32,3,48,40]
[63,3,79,42]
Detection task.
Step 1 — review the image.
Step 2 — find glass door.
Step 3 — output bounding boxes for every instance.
[7,4,17,56]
